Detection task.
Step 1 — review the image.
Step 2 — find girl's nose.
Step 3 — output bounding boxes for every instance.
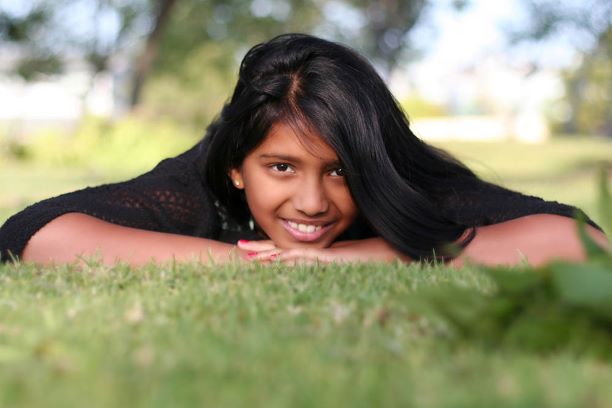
[293,178,329,216]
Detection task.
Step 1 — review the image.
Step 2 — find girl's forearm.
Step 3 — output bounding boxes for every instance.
[22,213,242,266]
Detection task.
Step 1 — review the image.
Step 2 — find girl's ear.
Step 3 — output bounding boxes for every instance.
[229,168,244,189]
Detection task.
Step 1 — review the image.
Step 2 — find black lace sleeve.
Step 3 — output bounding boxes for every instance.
[438,178,602,230]
[0,144,221,262]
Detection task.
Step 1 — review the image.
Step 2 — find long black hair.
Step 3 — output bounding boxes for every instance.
[201,33,481,260]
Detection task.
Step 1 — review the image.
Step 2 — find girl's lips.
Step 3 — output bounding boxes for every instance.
[280,219,335,242]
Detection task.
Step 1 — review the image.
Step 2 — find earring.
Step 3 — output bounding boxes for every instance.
[234,180,241,187]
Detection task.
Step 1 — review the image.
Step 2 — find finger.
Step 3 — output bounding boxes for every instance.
[237,239,276,252]
[245,248,282,262]
[275,249,331,265]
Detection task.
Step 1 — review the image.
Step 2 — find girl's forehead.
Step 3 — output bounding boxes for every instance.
[257,122,339,161]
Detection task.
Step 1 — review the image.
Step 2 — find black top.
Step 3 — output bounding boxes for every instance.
[0,142,597,262]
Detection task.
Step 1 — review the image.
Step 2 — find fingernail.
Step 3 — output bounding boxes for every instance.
[247,252,257,258]
[238,239,249,244]
[269,254,277,260]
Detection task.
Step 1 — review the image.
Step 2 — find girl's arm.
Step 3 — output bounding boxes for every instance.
[23,213,243,265]
[240,214,608,266]
[27,213,606,266]
[452,213,608,267]
[0,145,228,263]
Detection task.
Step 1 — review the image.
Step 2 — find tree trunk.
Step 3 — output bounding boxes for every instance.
[129,0,179,108]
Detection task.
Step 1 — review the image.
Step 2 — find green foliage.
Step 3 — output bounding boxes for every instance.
[0,5,65,80]
[597,166,612,233]
[548,31,612,137]
[16,54,63,81]
[8,117,197,174]
[417,169,612,357]
[0,1,148,81]
[143,42,237,128]
[0,7,48,42]
[511,1,612,137]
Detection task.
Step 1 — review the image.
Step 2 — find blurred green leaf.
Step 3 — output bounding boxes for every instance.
[550,262,612,320]
[410,284,486,336]
[485,266,545,295]
[597,166,612,234]
[503,302,576,351]
[576,210,608,258]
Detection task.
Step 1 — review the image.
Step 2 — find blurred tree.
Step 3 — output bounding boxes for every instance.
[139,0,324,127]
[556,27,611,137]
[0,0,149,121]
[0,0,450,126]
[0,1,147,80]
[510,0,612,137]
[320,0,429,75]
[130,0,179,107]
[142,0,458,125]
[0,4,62,79]
[312,0,470,77]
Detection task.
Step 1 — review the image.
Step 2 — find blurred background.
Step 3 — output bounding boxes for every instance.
[1,0,611,230]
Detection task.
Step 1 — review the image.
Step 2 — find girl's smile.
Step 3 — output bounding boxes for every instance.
[280,218,336,242]
[230,122,358,249]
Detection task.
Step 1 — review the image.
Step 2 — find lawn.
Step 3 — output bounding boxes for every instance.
[1,261,612,407]
[1,137,611,407]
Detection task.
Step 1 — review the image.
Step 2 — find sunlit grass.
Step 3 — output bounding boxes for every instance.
[1,260,612,407]
[436,137,611,180]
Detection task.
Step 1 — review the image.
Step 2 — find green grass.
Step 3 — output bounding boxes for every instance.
[1,260,612,407]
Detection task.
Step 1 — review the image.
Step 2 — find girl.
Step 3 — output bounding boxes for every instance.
[0,34,607,266]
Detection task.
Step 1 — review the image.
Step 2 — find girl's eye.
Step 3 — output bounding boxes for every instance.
[270,163,294,173]
[330,168,345,177]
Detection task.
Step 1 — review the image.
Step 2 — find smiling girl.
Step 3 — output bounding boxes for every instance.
[0,34,607,266]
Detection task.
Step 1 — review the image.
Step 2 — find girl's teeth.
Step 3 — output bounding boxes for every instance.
[287,221,322,234]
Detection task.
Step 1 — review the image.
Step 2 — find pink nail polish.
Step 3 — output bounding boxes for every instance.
[238,239,250,244]
[269,254,277,260]
[247,252,257,258]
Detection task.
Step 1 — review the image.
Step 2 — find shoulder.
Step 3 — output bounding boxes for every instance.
[481,213,576,233]
[457,214,608,266]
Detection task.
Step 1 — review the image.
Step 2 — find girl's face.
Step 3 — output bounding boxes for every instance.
[230,122,358,249]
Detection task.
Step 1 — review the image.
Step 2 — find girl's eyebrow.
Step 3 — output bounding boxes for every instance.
[258,153,341,166]
[258,153,302,163]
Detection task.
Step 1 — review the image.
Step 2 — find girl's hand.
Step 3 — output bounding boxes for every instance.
[237,238,411,265]
[236,239,278,261]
